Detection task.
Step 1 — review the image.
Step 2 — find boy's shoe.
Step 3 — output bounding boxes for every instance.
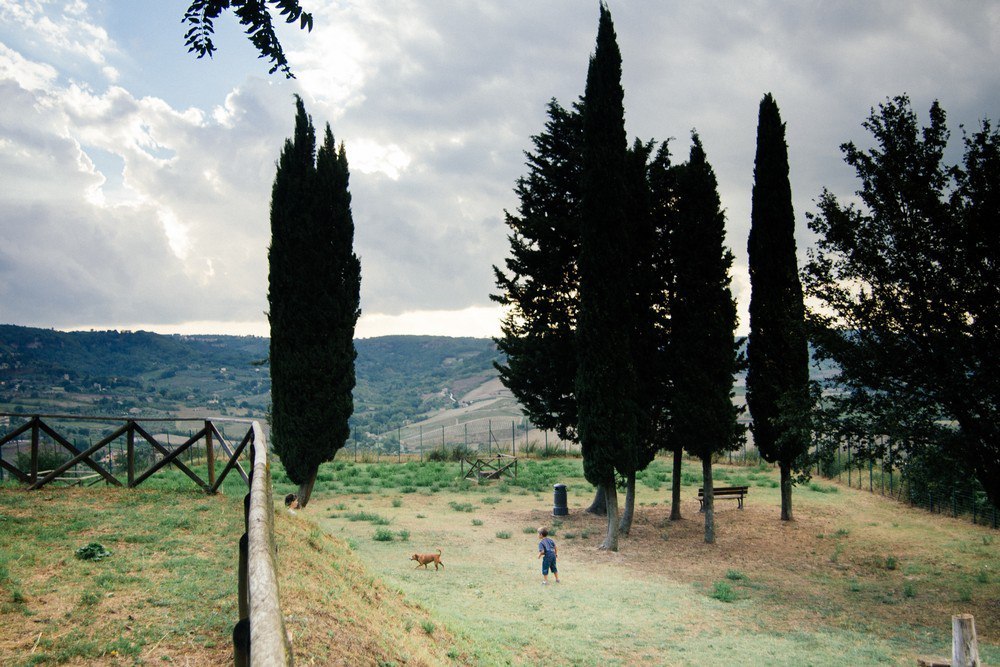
[541,581,548,585]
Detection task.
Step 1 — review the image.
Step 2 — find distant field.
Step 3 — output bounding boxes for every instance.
[309,456,1000,666]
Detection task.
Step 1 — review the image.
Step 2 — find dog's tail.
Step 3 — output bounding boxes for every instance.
[436,548,442,555]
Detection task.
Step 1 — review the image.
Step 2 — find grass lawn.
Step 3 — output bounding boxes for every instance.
[1,456,996,665]
[308,456,1000,666]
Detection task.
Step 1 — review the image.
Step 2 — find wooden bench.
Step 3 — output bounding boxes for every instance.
[698,486,749,510]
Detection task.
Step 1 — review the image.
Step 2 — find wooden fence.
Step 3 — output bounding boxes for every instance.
[0,414,292,666]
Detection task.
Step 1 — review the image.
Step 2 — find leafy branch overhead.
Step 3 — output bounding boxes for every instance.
[183,0,314,77]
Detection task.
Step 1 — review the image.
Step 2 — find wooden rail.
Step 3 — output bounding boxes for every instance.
[0,414,292,666]
[234,421,292,666]
[461,453,518,480]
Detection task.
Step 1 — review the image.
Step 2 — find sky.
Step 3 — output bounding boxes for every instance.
[1,1,998,340]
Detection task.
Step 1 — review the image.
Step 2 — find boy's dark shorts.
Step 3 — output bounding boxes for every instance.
[542,554,557,575]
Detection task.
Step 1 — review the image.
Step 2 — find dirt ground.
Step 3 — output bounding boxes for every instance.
[520,489,999,643]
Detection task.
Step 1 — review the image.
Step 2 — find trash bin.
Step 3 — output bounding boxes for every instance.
[552,483,568,516]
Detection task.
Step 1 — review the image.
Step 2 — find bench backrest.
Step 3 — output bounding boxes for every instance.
[697,486,749,495]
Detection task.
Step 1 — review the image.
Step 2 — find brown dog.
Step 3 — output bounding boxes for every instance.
[410,548,444,570]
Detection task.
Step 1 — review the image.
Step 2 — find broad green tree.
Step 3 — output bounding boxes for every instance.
[804,95,1000,509]
[746,93,812,521]
[268,97,361,507]
[670,134,745,544]
[576,2,641,551]
[493,99,583,445]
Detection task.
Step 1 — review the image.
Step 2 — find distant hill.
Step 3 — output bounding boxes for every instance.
[0,325,506,438]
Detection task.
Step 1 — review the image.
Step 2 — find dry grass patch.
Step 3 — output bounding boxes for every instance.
[275,509,468,665]
[312,458,999,665]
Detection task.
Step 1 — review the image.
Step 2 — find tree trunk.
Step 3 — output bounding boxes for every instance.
[296,471,317,509]
[618,471,636,536]
[600,481,619,551]
[670,448,683,521]
[702,456,715,544]
[586,484,607,515]
[780,460,793,521]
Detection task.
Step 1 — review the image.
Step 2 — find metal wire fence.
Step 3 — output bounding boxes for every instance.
[723,432,998,530]
[346,417,580,462]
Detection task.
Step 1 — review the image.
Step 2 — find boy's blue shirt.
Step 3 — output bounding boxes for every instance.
[539,537,556,556]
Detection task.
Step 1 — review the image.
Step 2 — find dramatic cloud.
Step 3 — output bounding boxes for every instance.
[1,1,998,337]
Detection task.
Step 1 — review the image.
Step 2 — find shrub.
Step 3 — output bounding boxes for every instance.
[75,543,111,561]
[448,501,475,513]
[397,530,410,542]
[884,556,898,570]
[347,511,391,525]
[482,496,501,505]
[711,581,737,603]
[472,519,483,526]
[392,498,403,508]
[725,570,747,581]
[421,620,435,635]
[522,526,537,534]
[808,482,839,493]
[903,582,916,598]
[373,528,395,542]
[496,531,511,539]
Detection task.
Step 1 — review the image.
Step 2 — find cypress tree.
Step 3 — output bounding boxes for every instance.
[746,93,812,522]
[576,2,640,551]
[670,134,744,544]
[646,143,685,521]
[268,97,361,507]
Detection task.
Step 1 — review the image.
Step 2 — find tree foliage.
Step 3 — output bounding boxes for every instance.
[670,134,745,542]
[804,95,1000,509]
[268,96,361,506]
[183,0,313,77]
[492,99,583,443]
[574,3,644,552]
[746,93,812,521]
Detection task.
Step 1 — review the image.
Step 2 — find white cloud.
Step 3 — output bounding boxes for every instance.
[356,305,502,339]
[1,1,999,339]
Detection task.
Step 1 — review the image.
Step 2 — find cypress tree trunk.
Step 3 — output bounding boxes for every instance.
[586,485,607,515]
[780,460,793,521]
[670,447,683,521]
[296,473,317,509]
[600,481,620,551]
[702,456,715,544]
[618,471,636,536]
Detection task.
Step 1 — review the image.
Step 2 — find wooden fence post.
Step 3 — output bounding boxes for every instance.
[205,420,216,489]
[953,614,979,666]
[30,416,40,485]
[126,421,136,487]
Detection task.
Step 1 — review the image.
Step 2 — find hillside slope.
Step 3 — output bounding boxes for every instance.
[0,325,506,437]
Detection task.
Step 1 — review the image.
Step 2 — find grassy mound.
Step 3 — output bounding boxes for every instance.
[0,484,465,665]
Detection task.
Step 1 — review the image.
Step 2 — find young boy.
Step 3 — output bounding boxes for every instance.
[537,527,560,584]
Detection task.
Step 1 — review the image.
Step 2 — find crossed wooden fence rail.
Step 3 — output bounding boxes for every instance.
[461,453,518,481]
[0,414,292,666]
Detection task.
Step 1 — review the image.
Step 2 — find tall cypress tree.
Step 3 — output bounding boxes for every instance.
[493,99,583,444]
[670,134,744,544]
[576,2,640,552]
[746,93,812,521]
[268,97,361,508]
[646,142,685,521]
